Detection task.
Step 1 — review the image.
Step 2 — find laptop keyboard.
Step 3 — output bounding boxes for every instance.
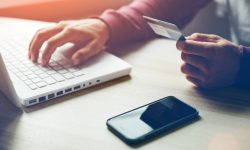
[0,36,85,90]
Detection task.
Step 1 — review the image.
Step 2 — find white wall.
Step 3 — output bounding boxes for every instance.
[183,1,230,40]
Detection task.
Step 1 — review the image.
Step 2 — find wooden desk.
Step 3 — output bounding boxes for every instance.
[0,18,250,150]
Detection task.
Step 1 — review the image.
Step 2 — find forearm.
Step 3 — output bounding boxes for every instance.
[99,0,211,47]
[236,46,250,87]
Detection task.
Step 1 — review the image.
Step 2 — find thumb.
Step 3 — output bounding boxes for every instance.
[188,33,219,42]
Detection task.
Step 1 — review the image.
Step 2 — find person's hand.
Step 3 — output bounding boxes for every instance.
[29,18,109,66]
[176,33,242,89]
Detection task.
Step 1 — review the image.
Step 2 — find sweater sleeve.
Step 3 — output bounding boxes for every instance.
[99,0,211,47]
[235,46,250,87]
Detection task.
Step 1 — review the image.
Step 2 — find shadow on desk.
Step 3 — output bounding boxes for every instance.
[0,93,22,150]
[190,86,250,114]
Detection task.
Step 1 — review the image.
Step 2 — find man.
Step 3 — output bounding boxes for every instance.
[28,0,250,89]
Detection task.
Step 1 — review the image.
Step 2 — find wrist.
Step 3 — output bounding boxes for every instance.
[235,45,250,87]
[99,19,110,45]
[93,18,110,46]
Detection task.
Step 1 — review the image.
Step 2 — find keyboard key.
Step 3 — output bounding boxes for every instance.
[23,70,33,76]
[20,76,28,81]
[51,74,65,82]
[18,64,26,69]
[63,73,74,79]
[11,68,19,73]
[34,70,44,75]
[11,61,21,66]
[30,66,40,72]
[21,60,31,65]
[44,77,56,85]
[46,70,57,75]
[36,81,47,88]
[19,57,27,62]
[27,74,38,79]
[16,72,24,77]
[57,70,68,74]
[19,67,29,72]
[73,71,85,77]
[24,80,33,85]
[26,63,36,68]
[39,73,49,79]
[40,67,49,71]
[32,78,42,83]
[29,84,38,90]
[15,54,25,59]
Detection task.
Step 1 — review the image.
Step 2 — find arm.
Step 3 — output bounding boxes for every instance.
[235,46,250,87]
[29,0,211,66]
[99,0,211,47]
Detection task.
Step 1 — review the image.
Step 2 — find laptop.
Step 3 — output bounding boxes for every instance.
[0,18,132,107]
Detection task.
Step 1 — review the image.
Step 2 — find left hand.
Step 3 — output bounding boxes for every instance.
[176,33,242,89]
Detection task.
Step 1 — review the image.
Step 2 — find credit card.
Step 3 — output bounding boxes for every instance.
[143,16,186,41]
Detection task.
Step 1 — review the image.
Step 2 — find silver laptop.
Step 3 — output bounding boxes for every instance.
[0,19,132,107]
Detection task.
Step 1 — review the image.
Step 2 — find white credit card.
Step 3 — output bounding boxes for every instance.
[143,16,186,41]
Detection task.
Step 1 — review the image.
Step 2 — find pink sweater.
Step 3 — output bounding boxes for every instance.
[100,0,211,47]
[99,0,250,87]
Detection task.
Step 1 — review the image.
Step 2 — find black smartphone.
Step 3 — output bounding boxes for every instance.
[106,96,199,146]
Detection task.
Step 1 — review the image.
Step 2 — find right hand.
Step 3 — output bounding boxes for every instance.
[176,33,242,89]
[29,18,110,66]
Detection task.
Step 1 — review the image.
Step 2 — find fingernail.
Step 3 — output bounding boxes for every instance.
[31,56,36,63]
[73,59,80,66]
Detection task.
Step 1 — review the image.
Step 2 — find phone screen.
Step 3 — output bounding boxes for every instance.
[107,96,198,142]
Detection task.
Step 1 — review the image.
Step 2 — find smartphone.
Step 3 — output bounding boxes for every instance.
[106,96,199,146]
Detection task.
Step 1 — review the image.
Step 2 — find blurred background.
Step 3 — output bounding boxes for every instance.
[0,0,230,39]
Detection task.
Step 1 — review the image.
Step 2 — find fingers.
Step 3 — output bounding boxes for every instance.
[28,19,108,67]
[29,26,62,62]
[176,33,221,58]
[41,30,73,66]
[181,52,210,74]
[186,76,202,86]
[30,28,101,66]
[187,33,220,42]
[181,63,206,81]
[176,40,217,58]
[71,42,101,66]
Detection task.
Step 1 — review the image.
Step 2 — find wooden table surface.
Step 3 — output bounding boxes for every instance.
[0,18,250,150]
